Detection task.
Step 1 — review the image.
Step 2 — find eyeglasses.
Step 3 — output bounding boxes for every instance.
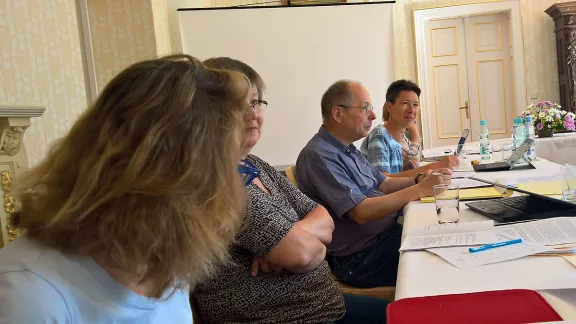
[338,104,374,115]
[250,99,268,112]
[238,159,260,186]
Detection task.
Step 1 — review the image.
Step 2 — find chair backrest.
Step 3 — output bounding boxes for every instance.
[284,165,298,187]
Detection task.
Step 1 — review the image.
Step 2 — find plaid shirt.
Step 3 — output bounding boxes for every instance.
[360,124,403,173]
[401,133,423,170]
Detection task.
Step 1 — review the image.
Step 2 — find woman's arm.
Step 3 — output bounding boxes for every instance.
[295,205,334,245]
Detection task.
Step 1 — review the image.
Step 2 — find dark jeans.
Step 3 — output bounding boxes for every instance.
[324,294,388,324]
[328,223,402,288]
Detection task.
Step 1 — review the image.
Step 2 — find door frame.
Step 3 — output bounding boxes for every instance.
[414,0,527,149]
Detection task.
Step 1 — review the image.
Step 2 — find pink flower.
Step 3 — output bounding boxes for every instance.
[543,101,553,106]
[537,123,544,130]
[543,109,549,114]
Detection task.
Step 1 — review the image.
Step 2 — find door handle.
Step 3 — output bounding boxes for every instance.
[459,101,470,119]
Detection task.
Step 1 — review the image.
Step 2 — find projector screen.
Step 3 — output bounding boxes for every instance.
[179,2,394,167]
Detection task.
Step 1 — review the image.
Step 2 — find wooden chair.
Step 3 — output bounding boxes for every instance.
[330,273,396,301]
[284,165,298,187]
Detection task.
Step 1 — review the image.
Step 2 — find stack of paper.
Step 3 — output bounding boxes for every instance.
[399,221,497,251]
[427,236,549,269]
[426,217,576,269]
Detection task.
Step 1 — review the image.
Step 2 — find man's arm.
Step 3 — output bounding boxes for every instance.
[348,171,451,224]
[385,156,460,178]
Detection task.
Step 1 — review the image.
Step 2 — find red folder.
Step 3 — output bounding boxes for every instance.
[387,289,563,324]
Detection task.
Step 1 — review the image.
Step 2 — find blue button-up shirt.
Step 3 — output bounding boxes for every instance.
[296,126,398,257]
[360,124,403,174]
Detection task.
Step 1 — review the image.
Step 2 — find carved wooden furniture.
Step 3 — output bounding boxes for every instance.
[0,106,45,247]
[547,2,576,113]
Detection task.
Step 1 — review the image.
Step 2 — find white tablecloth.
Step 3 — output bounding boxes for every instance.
[396,159,576,319]
[423,132,576,166]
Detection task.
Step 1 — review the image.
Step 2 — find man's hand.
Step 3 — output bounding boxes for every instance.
[417,168,452,197]
[251,256,284,277]
[438,155,460,169]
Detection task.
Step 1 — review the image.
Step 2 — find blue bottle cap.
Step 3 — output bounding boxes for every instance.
[480,119,486,126]
[525,116,532,122]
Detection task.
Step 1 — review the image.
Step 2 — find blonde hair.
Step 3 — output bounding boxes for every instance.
[14,54,250,296]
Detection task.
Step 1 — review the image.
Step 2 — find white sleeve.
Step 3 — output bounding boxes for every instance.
[0,271,72,324]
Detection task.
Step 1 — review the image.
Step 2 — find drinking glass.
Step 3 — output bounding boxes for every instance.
[456,143,467,165]
[434,184,460,224]
[493,143,512,162]
[563,163,576,203]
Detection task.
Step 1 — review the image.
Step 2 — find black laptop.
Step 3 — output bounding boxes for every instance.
[473,138,534,172]
[423,129,470,162]
[465,177,576,223]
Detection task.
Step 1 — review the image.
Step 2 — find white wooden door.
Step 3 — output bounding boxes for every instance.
[424,18,472,147]
[464,13,513,140]
[423,13,513,147]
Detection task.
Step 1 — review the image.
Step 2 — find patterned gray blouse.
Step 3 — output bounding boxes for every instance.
[193,155,345,324]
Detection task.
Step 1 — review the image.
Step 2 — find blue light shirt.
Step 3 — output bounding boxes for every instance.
[0,236,192,323]
[360,124,403,174]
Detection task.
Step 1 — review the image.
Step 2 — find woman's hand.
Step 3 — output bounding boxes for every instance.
[250,256,284,276]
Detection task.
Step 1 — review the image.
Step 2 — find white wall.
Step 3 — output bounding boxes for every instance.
[179,3,395,166]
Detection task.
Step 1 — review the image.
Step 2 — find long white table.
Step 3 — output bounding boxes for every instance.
[423,132,576,166]
[396,159,576,319]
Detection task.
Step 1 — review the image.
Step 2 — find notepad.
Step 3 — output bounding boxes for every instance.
[517,180,564,195]
[421,187,512,203]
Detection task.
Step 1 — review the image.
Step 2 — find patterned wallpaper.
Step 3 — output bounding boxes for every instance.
[87,0,159,92]
[0,0,87,166]
[151,0,172,56]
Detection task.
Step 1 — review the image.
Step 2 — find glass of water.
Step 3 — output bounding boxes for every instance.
[456,143,467,164]
[434,184,460,224]
[563,163,576,202]
[493,143,512,162]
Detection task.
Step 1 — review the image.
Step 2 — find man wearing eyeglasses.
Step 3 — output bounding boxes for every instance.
[295,80,452,288]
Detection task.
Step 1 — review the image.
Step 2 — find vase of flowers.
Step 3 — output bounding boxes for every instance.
[521,101,576,137]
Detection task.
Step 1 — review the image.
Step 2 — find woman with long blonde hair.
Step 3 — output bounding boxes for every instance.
[0,55,251,322]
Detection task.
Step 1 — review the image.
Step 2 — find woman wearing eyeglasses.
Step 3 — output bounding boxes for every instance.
[192,58,388,324]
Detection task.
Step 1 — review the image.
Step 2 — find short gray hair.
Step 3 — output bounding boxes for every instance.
[320,80,355,121]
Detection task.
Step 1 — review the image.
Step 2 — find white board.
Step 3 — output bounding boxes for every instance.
[179,2,394,166]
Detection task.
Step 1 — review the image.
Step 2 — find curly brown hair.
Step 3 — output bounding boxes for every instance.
[13,54,251,296]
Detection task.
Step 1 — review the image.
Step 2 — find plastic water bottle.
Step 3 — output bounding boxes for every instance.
[479,119,490,160]
[524,116,536,161]
[512,117,526,153]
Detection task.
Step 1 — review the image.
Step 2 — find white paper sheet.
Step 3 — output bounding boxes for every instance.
[409,220,494,236]
[427,238,549,268]
[451,177,492,189]
[495,217,576,246]
[399,231,497,251]
[513,175,564,183]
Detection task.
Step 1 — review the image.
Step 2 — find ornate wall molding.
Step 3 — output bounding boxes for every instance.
[0,106,44,247]
[0,171,18,242]
[568,30,576,109]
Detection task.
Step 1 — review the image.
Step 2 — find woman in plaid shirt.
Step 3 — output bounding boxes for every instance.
[361,80,459,175]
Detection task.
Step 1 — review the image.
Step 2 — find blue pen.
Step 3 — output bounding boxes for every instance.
[469,238,524,253]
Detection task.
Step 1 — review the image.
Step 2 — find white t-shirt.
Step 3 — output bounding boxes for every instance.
[0,236,192,323]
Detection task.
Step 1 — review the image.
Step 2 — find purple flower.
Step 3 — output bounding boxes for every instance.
[567,115,574,123]
[543,101,553,106]
[537,123,544,130]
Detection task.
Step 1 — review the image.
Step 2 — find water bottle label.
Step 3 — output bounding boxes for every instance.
[480,146,490,155]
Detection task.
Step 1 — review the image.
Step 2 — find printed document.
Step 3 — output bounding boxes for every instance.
[495,217,576,246]
[400,221,496,251]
